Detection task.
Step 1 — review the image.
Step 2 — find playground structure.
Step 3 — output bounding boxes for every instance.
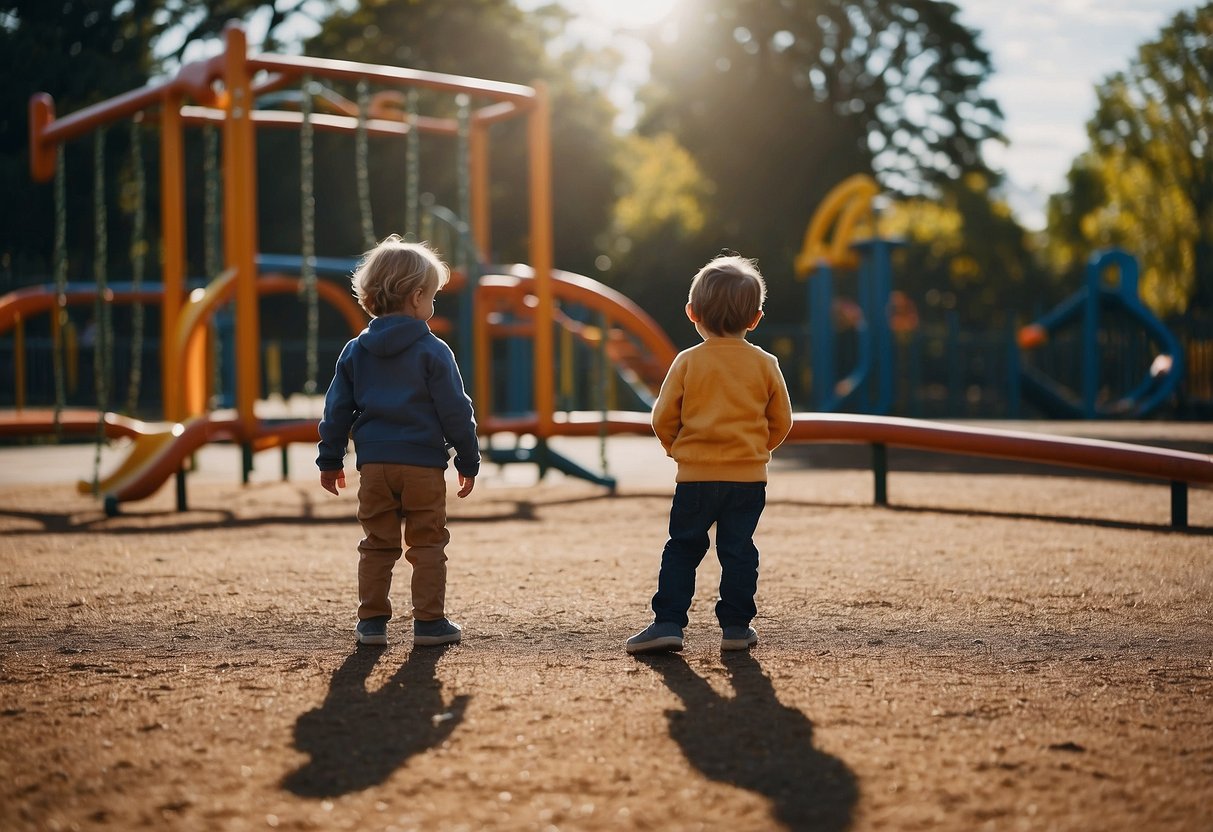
[1017,248,1184,418]
[5,23,1212,525]
[792,174,903,414]
[790,177,1190,422]
[12,22,678,510]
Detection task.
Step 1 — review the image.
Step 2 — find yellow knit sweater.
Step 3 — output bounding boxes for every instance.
[652,337,793,483]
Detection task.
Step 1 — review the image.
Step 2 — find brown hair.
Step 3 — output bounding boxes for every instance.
[687,253,766,335]
[350,235,450,317]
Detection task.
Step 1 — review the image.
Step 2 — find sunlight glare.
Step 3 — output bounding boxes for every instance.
[575,0,680,29]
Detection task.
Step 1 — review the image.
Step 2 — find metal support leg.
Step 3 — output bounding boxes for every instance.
[280,445,290,481]
[176,467,188,512]
[872,442,888,506]
[241,442,253,485]
[1171,480,1188,529]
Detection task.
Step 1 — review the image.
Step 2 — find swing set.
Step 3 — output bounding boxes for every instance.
[9,23,677,514]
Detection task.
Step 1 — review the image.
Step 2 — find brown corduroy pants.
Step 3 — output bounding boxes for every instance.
[355,463,450,622]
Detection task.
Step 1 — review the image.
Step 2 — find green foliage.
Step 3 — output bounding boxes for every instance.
[602,132,716,346]
[622,0,1005,328]
[0,0,328,286]
[883,174,1055,325]
[0,0,160,283]
[301,0,621,272]
[1049,3,1213,316]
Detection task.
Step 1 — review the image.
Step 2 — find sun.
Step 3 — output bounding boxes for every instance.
[574,0,680,29]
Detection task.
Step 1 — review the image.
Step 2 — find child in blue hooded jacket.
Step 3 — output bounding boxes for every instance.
[317,236,479,648]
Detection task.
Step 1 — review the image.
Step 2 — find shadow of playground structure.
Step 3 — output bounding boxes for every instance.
[640,651,857,831]
[282,645,467,797]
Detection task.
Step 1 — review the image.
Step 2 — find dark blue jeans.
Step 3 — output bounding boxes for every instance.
[651,481,767,629]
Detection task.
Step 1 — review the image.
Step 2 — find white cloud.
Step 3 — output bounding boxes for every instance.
[953,0,1194,229]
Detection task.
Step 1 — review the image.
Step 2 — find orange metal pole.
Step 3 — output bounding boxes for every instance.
[222,24,261,439]
[28,94,56,183]
[473,286,492,429]
[528,82,554,436]
[470,120,491,257]
[183,328,209,416]
[159,96,186,421]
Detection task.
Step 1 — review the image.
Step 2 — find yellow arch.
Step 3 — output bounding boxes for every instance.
[794,174,880,277]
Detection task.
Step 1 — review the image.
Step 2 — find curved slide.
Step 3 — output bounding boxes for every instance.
[478,263,679,405]
[73,415,316,512]
[78,416,240,503]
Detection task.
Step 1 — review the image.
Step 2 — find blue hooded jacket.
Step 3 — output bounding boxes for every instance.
[316,314,480,477]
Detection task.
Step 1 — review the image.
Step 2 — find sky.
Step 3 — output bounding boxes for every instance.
[948,0,1196,230]
[549,0,1199,231]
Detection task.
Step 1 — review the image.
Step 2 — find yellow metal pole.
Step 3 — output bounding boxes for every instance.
[222,24,261,440]
[159,95,185,421]
[528,82,554,437]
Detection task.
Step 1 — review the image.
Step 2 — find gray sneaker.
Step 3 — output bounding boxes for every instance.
[721,625,758,651]
[356,615,390,646]
[414,618,462,647]
[626,621,684,654]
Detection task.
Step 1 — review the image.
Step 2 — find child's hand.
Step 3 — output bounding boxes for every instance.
[320,470,346,495]
[457,474,475,498]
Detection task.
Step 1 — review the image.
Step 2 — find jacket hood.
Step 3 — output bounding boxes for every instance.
[357,314,430,357]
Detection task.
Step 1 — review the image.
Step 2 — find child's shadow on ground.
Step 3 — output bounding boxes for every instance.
[282,645,467,798]
[639,651,858,831]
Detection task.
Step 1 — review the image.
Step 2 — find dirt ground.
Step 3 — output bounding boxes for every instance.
[1,431,1211,832]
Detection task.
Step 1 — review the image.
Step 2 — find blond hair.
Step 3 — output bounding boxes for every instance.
[688,253,766,335]
[351,235,450,317]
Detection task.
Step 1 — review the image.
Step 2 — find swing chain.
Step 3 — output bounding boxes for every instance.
[455,94,471,272]
[405,89,419,241]
[125,119,147,415]
[91,128,112,494]
[52,145,68,438]
[300,75,320,395]
[203,125,222,404]
[355,78,375,249]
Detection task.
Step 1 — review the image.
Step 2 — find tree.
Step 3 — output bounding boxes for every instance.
[0,0,159,283]
[628,0,1005,326]
[1051,3,1212,316]
[1045,150,1198,317]
[0,0,333,286]
[882,173,1055,326]
[153,0,333,63]
[302,0,622,273]
[606,132,714,344]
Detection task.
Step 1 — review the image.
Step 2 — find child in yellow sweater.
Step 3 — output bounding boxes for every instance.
[627,251,793,654]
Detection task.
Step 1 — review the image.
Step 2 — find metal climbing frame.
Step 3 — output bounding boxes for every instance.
[29,22,556,447]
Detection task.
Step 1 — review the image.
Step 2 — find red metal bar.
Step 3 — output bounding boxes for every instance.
[783,413,1213,485]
